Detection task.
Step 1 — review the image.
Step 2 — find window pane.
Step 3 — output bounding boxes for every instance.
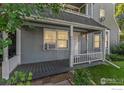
[58,31,68,40]
[57,40,67,48]
[100,9,105,18]
[94,34,100,42]
[44,31,56,40]
[94,34,100,48]
[94,42,100,48]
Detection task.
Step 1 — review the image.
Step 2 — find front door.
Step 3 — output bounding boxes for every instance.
[74,32,81,55]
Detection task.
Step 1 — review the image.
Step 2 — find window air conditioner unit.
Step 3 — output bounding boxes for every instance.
[45,43,56,50]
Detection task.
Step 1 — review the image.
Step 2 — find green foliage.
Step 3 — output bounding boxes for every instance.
[120,32,124,41]
[73,69,93,85]
[109,43,124,61]
[115,4,124,31]
[107,54,124,61]
[0,38,12,55]
[0,71,33,85]
[0,4,62,55]
[115,4,124,17]
[111,43,124,55]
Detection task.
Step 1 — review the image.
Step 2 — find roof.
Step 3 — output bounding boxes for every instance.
[31,9,107,29]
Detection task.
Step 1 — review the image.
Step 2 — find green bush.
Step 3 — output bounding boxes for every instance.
[73,69,92,85]
[107,54,124,61]
[0,71,33,85]
[111,43,124,55]
[120,32,124,41]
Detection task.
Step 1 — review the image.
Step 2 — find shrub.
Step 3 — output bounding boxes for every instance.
[111,43,124,55]
[0,71,33,85]
[73,69,92,85]
[120,32,124,41]
[107,54,124,61]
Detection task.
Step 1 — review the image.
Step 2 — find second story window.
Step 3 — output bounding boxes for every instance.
[64,4,80,12]
[80,4,86,14]
[64,4,87,15]
[100,9,105,18]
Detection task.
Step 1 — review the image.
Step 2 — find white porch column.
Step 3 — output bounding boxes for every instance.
[100,32,103,52]
[86,33,89,53]
[69,25,74,67]
[16,29,21,65]
[102,30,106,61]
[2,32,9,79]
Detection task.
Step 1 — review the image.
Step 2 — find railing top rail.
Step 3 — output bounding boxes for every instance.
[74,52,103,56]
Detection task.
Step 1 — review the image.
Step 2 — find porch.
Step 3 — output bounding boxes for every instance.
[11,52,104,79]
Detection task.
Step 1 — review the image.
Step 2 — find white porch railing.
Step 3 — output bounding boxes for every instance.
[74,52,103,65]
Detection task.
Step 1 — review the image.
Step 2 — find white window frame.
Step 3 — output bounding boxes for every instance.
[80,4,87,15]
[43,28,69,50]
[100,8,105,18]
[93,32,100,49]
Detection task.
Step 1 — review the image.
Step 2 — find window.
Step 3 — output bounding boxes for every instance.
[44,31,56,49]
[94,33,100,49]
[100,9,105,18]
[57,31,68,48]
[44,28,68,50]
[64,4,80,12]
[80,4,86,14]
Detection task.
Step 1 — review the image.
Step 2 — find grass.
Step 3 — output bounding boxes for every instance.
[85,61,124,85]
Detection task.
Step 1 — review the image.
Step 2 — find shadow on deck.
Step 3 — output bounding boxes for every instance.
[11,60,104,80]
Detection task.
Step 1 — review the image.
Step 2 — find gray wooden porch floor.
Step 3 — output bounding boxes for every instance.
[11,60,70,79]
[11,59,104,80]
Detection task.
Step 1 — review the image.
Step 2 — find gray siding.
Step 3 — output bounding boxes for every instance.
[92,3,120,46]
[21,27,69,64]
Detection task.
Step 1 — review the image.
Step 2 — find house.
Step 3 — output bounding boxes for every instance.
[1,3,120,79]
